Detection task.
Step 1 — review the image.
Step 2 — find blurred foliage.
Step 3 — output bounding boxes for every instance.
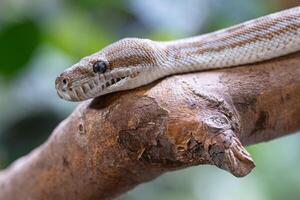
[0,0,299,199]
[0,20,40,78]
[45,11,114,57]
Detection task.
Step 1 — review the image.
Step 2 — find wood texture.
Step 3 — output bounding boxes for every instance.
[0,52,300,200]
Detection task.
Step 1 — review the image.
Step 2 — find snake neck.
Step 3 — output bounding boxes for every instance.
[156,6,300,76]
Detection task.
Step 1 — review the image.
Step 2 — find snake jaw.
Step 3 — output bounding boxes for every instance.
[56,65,144,101]
[85,67,143,97]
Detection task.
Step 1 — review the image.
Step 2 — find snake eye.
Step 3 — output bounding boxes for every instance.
[93,61,107,74]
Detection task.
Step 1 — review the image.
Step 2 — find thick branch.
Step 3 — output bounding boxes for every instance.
[0,52,300,200]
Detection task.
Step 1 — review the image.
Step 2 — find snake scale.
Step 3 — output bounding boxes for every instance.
[56,6,300,102]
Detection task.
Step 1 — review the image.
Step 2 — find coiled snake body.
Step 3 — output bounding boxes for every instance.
[56,6,300,101]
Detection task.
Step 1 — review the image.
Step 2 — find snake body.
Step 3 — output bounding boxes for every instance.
[56,6,300,101]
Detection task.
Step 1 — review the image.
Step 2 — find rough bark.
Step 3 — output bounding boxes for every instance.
[0,52,300,200]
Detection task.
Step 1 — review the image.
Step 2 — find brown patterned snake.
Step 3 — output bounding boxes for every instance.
[56,6,300,102]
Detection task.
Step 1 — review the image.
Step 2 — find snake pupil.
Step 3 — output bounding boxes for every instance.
[93,61,107,73]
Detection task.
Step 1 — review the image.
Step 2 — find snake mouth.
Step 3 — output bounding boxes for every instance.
[99,75,129,90]
[93,69,140,92]
[61,68,141,101]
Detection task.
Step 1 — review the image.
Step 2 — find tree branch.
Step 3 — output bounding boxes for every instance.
[0,52,300,200]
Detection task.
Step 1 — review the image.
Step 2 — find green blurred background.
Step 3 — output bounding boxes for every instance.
[0,0,299,199]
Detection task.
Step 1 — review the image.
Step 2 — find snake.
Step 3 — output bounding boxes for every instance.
[55,6,300,102]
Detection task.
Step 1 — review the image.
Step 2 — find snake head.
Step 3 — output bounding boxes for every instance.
[55,38,165,101]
